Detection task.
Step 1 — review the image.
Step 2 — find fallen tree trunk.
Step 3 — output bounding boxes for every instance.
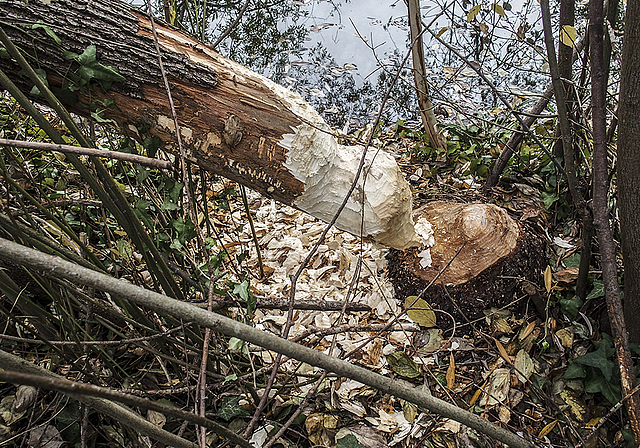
[0,0,545,315]
[0,0,417,249]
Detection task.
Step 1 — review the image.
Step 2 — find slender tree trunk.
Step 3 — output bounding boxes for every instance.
[553,0,575,158]
[591,0,640,441]
[0,0,418,250]
[407,0,444,150]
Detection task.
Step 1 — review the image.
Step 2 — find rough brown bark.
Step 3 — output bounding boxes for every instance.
[553,0,575,158]
[0,0,416,249]
[618,0,640,344]
[591,0,640,441]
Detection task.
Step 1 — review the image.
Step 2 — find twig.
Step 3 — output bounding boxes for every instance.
[0,350,198,448]
[192,297,372,312]
[211,0,252,49]
[0,369,252,448]
[0,138,172,169]
[0,325,187,345]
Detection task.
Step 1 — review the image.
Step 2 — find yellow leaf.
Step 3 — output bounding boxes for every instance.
[519,321,536,340]
[405,296,437,327]
[467,5,482,22]
[491,3,506,18]
[544,265,552,292]
[560,25,577,47]
[446,353,456,388]
[469,387,483,407]
[436,27,450,38]
[538,420,558,439]
[585,417,601,429]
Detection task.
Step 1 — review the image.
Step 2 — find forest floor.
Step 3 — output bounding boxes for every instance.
[203,128,628,448]
[0,118,631,448]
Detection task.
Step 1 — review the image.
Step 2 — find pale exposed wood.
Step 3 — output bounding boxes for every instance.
[0,0,418,249]
[411,202,519,286]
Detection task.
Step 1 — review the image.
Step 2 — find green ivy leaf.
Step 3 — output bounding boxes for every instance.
[336,434,364,448]
[585,375,620,405]
[32,22,62,46]
[586,280,605,300]
[217,396,249,421]
[386,352,421,378]
[563,362,586,379]
[160,197,180,211]
[559,295,582,318]
[77,45,97,66]
[574,334,616,381]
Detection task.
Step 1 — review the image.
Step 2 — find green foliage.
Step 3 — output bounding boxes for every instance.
[559,294,582,318]
[337,434,364,448]
[564,334,627,405]
[217,396,250,421]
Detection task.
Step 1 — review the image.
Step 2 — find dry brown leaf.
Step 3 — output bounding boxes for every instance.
[555,328,574,348]
[494,339,511,362]
[469,387,483,407]
[538,420,558,439]
[544,265,553,292]
[554,267,579,284]
[480,368,510,406]
[519,321,536,341]
[305,413,339,446]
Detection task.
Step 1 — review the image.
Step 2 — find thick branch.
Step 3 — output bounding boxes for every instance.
[0,237,534,448]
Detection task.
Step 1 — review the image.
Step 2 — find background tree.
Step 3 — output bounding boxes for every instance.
[618,0,640,343]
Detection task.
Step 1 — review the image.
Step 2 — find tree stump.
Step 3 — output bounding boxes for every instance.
[387,201,547,326]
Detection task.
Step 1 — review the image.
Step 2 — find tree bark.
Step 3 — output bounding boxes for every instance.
[407,0,444,150]
[618,0,640,343]
[591,0,640,441]
[0,0,417,250]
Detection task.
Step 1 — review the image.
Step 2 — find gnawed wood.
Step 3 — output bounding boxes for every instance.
[387,202,546,324]
[0,0,419,249]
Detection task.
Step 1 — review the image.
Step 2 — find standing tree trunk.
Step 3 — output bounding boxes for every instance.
[591,0,640,441]
[407,0,445,150]
[618,0,640,343]
[553,0,576,159]
[0,0,418,250]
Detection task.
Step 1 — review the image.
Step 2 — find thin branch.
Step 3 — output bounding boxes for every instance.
[0,369,252,448]
[0,138,172,170]
[0,350,198,448]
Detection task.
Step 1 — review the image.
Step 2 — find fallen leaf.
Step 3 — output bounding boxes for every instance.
[305,413,339,446]
[28,426,64,448]
[514,349,534,383]
[446,353,456,389]
[480,368,510,406]
[555,327,574,348]
[386,352,422,378]
[405,296,436,327]
[538,420,558,439]
[544,265,553,292]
